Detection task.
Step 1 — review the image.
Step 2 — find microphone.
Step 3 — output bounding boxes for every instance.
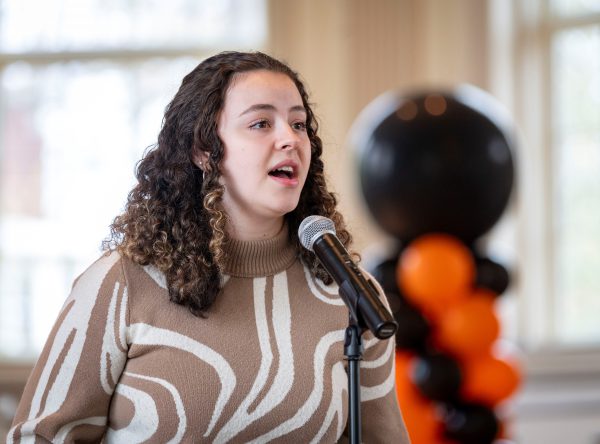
[298,215,397,340]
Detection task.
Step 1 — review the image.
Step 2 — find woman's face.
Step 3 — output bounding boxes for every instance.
[215,70,311,233]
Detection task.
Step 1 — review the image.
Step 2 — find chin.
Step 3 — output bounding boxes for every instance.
[272,200,301,217]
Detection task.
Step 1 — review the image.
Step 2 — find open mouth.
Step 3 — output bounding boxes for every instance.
[268,165,296,179]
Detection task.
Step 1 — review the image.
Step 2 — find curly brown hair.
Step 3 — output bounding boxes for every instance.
[103,51,354,316]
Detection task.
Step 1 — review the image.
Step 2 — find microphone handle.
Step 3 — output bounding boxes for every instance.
[313,233,397,339]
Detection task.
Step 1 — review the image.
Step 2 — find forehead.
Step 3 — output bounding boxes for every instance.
[224,70,303,108]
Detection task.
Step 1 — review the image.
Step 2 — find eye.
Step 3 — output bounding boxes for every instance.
[292,121,307,131]
[250,119,270,129]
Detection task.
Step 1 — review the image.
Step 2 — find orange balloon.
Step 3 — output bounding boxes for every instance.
[461,353,521,406]
[397,234,475,317]
[435,290,500,357]
[395,352,444,444]
[394,351,414,393]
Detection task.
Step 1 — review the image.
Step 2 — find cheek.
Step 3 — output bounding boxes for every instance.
[303,143,312,172]
[303,136,312,155]
[222,150,263,186]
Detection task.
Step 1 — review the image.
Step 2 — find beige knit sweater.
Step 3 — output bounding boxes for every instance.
[9,226,409,443]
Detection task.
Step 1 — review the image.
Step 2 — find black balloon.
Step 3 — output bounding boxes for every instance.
[411,353,462,401]
[368,257,401,295]
[384,292,404,318]
[366,257,406,315]
[393,305,431,351]
[475,257,510,295]
[353,87,515,243]
[443,403,499,444]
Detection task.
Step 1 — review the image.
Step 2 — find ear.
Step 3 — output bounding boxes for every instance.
[193,150,209,169]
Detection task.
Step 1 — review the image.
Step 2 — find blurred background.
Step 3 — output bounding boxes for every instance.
[0,0,598,442]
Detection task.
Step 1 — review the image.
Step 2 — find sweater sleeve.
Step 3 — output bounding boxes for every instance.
[340,271,411,444]
[8,252,129,444]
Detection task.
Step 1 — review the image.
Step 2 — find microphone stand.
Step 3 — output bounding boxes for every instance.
[344,319,363,444]
[339,281,367,444]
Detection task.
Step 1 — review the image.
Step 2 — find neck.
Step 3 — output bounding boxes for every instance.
[223,222,296,277]
[227,217,285,241]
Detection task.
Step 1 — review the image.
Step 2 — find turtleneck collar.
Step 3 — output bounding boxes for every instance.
[223,224,298,277]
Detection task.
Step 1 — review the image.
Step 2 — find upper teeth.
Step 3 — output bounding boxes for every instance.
[275,166,293,173]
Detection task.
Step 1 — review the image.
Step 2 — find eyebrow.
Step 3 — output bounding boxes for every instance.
[239,104,306,117]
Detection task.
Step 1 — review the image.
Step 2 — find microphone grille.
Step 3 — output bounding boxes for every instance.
[298,216,336,252]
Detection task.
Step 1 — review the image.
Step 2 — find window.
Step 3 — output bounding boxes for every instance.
[550,11,600,344]
[490,0,600,349]
[0,0,266,360]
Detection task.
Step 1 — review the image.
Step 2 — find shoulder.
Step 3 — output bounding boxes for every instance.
[65,251,159,314]
[68,251,125,303]
[72,251,167,293]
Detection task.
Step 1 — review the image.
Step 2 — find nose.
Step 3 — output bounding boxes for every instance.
[276,123,302,151]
